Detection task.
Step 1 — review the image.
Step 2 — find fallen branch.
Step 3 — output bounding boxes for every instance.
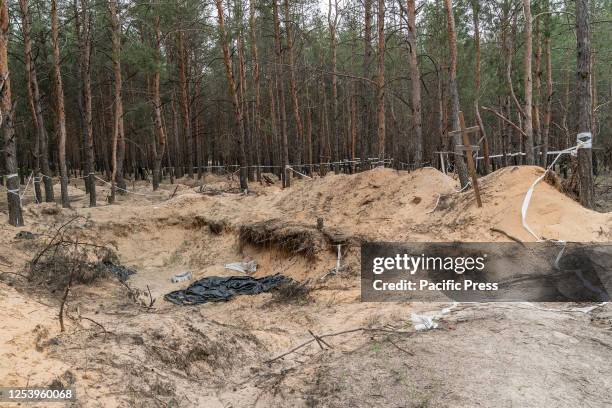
[481,106,526,137]
[490,227,525,245]
[387,338,414,356]
[80,316,111,339]
[169,185,179,199]
[308,329,332,350]
[265,327,415,364]
[0,270,29,280]
[146,284,156,308]
[31,215,83,268]
[59,271,74,333]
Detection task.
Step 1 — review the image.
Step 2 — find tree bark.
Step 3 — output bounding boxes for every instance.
[152,15,166,191]
[215,0,248,191]
[443,0,469,187]
[542,28,552,167]
[533,10,543,165]
[522,0,534,165]
[1,0,24,225]
[108,0,125,203]
[51,0,70,208]
[471,0,490,174]
[362,0,373,160]
[171,95,182,177]
[575,0,594,208]
[177,31,193,178]
[376,0,385,161]
[248,0,262,181]
[406,0,423,166]
[75,0,95,206]
[283,0,304,169]
[328,0,340,170]
[19,0,52,203]
[272,0,289,187]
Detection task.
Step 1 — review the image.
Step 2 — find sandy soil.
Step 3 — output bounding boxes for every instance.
[0,166,611,407]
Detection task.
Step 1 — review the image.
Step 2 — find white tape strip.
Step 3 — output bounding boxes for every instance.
[520,143,583,241]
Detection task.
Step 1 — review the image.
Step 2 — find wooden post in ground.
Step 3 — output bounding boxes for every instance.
[459,112,482,207]
[448,111,483,208]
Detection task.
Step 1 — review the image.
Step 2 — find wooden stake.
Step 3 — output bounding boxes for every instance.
[459,111,483,207]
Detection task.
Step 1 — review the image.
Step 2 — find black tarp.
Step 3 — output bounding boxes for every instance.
[164,274,289,305]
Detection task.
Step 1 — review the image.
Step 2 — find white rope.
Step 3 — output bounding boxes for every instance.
[426,193,441,214]
[94,175,158,197]
[520,143,583,241]
[456,181,471,193]
[20,171,33,200]
[287,166,312,179]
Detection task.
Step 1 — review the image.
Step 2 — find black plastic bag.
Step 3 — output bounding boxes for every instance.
[164,273,289,305]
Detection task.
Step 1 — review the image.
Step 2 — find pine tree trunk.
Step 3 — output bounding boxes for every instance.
[575,0,594,208]
[328,0,339,170]
[283,0,304,170]
[1,0,24,226]
[471,0,490,174]
[108,0,125,203]
[177,32,193,178]
[362,0,373,160]
[272,0,290,187]
[171,96,182,177]
[443,0,469,187]
[522,0,534,165]
[534,12,543,165]
[376,0,385,161]
[19,0,44,203]
[152,15,166,191]
[51,0,70,208]
[75,0,96,206]
[406,0,423,166]
[542,31,552,166]
[215,0,248,191]
[248,0,262,181]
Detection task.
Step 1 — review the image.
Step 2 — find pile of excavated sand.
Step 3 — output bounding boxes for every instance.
[275,166,455,219]
[265,165,610,243]
[460,166,612,242]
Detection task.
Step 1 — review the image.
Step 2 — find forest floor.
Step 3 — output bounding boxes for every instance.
[1,165,611,407]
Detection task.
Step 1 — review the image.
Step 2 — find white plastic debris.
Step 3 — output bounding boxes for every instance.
[411,313,439,331]
[224,260,258,274]
[171,271,193,283]
[440,302,458,315]
[411,302,459,331]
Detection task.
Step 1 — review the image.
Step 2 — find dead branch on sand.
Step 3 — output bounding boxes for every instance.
[490,228,525,245]
[265,327,415,364]
[59,240,79,332]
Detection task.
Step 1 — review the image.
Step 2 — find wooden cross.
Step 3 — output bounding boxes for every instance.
[449,111,483,207]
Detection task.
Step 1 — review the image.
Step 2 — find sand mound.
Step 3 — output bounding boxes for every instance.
[262,165,611,243]
[457,166,612,242]
[273,167,455,231]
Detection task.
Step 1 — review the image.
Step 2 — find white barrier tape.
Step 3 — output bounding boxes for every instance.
[456,181,471,193]
[94,175,158,198]
[20,172,33,199]
[520,143,583,241]
[5,173,18,179]
[288,166,312,179]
